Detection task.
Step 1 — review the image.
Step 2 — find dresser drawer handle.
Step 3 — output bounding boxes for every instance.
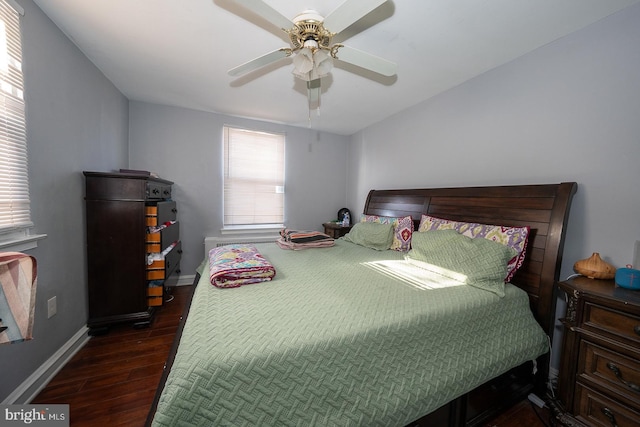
[601,407,618,427]
[635,325,640,336]
[606,362,640,393]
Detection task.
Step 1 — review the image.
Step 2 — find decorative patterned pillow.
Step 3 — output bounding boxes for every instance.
[360,214,414,251]
[418,214,529,282]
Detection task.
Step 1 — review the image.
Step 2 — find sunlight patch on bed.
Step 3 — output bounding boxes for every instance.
[362,259,467,290]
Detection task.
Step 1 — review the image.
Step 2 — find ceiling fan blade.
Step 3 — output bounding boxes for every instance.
[228,48,292,77]
[323,0,387,34]
[332,45,396,77]
[228,0,294,31]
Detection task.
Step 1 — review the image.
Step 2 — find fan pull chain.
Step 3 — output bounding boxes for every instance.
[307,100,322,127]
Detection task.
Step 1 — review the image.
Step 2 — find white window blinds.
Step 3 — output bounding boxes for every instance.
[0,0,30,233]
[223,126,285,226]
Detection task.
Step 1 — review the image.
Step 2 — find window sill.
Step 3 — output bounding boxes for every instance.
[0,234,48,252]
[221,225,284,235]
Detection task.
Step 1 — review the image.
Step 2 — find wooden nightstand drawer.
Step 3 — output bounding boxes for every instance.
[575,383,640,427]
[557,277,640,423]
[579,340,640,406]
[584,302,640,346]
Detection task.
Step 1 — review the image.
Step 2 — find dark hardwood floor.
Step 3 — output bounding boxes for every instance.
[31,286,190,426]
[32,285,555,426]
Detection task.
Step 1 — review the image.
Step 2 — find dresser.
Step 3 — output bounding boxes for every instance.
[557,276,640,427]
[83,171,181,335]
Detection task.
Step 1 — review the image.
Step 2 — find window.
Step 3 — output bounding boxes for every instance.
[223,126,285,227]
[0,0,33,245]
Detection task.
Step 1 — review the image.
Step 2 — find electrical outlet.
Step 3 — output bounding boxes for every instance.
[47,296,57,318]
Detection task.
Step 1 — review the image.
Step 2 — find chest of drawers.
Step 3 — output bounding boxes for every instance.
[84,171,181,335]
[557,276,640,426]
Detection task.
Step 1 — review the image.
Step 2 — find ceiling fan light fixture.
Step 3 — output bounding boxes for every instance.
[313,49,333,76]
[292,47,333,82]
[292,47,314,75]
[227,0,396,117]
[303,39,319,49]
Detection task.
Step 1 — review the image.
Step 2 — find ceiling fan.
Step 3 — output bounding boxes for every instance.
[226,0,397,110]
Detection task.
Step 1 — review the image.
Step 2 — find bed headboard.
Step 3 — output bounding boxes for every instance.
[363,182,577,337]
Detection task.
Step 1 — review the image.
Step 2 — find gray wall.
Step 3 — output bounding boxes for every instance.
[0,0,129,401]
[128,102,350,274]
[347,4,640,371]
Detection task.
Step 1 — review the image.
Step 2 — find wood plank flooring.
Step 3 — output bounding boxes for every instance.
[31,286,190,426]
[31,285,554,426]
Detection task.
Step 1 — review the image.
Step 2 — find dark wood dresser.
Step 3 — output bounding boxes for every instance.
[557,276,640,426]
[83,171,181,335]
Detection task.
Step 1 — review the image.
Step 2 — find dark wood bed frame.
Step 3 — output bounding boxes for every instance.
[146,182,577,427]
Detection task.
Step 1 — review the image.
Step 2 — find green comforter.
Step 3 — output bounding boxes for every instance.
[152,240,548,426]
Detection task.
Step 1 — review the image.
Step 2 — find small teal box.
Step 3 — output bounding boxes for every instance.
[615,267,640,290]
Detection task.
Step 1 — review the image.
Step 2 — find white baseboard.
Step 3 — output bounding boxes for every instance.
[3,326,90,404]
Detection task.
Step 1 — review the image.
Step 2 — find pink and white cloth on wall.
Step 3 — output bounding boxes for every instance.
[0,252,37,344]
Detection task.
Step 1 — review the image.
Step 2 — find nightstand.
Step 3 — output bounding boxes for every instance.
[322,222,352,239]
[556,276,640,426]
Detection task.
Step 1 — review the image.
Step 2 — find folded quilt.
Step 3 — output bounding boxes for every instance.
[208,244,275,288]
[277,228,334,249]
[276,238,335,250]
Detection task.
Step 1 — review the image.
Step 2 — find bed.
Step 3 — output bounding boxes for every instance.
[147,182,577,426]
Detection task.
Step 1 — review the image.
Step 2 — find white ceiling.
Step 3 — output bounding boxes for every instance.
[33,0,640,135]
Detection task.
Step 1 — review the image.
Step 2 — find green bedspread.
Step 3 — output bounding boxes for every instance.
[152,240,548,426]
